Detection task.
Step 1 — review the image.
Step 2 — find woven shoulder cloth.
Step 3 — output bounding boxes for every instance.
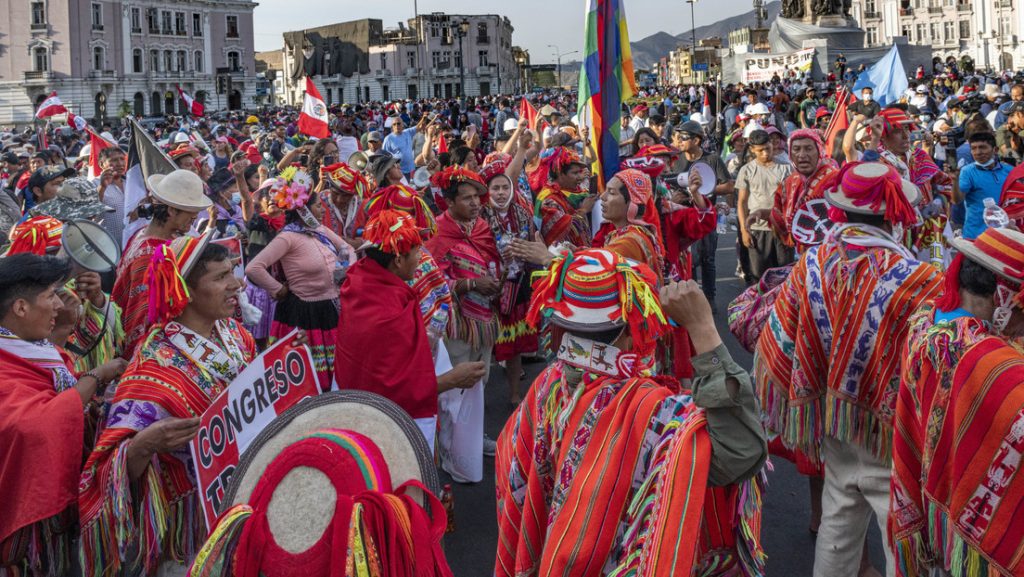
[728,264,794,353]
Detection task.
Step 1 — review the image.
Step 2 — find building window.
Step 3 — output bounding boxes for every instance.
[147,8,158,33]
[33,47,49,72]
[193,13,202,36]
[195,51,203,72]
[177,50,187,71]
[91,3,103,30]
[130,7,141,32]
[382,85,389,101]
[943,0,953,6]
[407,51,416,68]
[431,51,442,68]
[902,23,913,40]
[959,19,970,38]
[916,23,927,41]
[380,53,387,69]
[477,22,488,42]
[31,1,45,27]
[1000,16,1011,36]
[866,26,878,45]
[433,83,441,97]
[161,11,172,34]
[227,51,240,71]
[93,46,104,71]
[944,21,955,42]
[150,49,159,71]
[454,50,462,68]
[164,50,173,72]
[865,0,876,12]
[226,15,239,38]
[930,22,940,41]
[478,50,490,66]
[133,48,143,72]
[175,12,186,35]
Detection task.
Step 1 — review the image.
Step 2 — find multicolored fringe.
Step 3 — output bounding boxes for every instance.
[923,502,1005,577]
[0,512,74,577]
[188,506,252,577]
[446,295,498,351]
[825,395,894,463]
[782,395,824,469]
[79,446,203,577]
[892,524,931,577]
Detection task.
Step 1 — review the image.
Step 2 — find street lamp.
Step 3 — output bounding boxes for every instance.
[686,0,698,80]
[548,44,578,88]
[456,19,470,98]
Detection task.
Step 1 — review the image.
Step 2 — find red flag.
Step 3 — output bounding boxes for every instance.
[824,87,855,157]
[298,77,330,139]
[176,85,204,117]
[438,134,449,154]
[87,129,115,180]
[519,97,539,131]
[35,92,68,119]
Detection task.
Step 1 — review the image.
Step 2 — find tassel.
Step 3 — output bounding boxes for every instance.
[934,253,964,312]
[188,505,252,577]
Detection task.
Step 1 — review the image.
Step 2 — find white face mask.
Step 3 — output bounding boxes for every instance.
[863,93,873,102]
[976,157,997,169]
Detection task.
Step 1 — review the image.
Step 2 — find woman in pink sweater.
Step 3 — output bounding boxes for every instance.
[245,170,356,392]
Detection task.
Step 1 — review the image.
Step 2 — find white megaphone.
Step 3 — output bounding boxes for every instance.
[348,150,370,172]
[60,219,121,273]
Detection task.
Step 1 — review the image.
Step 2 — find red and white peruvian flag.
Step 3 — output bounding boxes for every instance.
[177,85,204,117]
[297,77,330,139]
[702,89,711,122]
[67,112,88,132]
[87,129,116,180]
[36,92,68,119]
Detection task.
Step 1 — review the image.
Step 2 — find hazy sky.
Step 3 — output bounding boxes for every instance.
[252,0,756,61]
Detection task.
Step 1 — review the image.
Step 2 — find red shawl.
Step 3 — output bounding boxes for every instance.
[426,212,500,270]
[922,336,1024,576]
[0,348,84,544]
[770,163,837,249]
[335,258,438,419]
[1000,162,1024,225]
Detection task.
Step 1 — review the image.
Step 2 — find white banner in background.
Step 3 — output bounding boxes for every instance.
[741,48,816,83]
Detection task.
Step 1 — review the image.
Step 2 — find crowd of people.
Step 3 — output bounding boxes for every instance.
[3,59,1024,577]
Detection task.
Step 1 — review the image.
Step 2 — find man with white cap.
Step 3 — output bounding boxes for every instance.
[759,162,942,577]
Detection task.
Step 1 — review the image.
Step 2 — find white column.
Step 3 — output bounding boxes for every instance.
[122,5,132,73]
[204,11,212,74]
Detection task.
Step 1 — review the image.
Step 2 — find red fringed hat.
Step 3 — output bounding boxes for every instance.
[635,144,680,162]
[362,184,437,236]
[824,162,921,226]
[526,248,667,357]
[939,228,1024,311]
[877,108,918,137]
[479,159,511,184]
[144,230,213,324]
[430,166,487,197]
[619,156,667,181]
[322,162,370,198]
[527,147,587,192]
[362,209,422,255]
[190,391,447,577]
[4,216,63,256]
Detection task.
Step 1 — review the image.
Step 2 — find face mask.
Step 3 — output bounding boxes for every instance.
[977,157,997,169]
[863,93,873,102]
[231,192,242,205]
[993,284,1016,333]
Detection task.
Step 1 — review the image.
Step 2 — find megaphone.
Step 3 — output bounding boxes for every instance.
[348,150,369,172]
[60,219,120,273]
[412,166,432,189]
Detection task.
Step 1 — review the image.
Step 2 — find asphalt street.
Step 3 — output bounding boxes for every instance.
[441,230,886,576]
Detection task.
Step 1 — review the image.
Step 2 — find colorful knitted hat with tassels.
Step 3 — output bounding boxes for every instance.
[144,231,213,324]
[4,215,62,256]
[362,184,437,236]
[362,209,422,255]
[526,248,666,356]
[321,162,370,198]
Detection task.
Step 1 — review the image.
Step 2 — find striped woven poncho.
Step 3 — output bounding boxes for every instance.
[755,224,941,466]
[110,233,168,358]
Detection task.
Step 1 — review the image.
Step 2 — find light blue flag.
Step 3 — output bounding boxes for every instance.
[852,45,909,107]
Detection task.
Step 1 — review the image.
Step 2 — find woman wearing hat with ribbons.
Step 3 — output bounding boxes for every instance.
[319,162,370,243]
[245,167,356,393]
[529,147,593,249]
[80,233,256,577]
[757,162,942,577]
[112,169,212,358]
[495,249,767,577]
[891,227,1024,577]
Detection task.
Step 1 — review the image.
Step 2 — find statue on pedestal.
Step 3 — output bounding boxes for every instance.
[781,0,853,21]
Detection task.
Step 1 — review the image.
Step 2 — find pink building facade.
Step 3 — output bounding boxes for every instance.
[0,0,257,124]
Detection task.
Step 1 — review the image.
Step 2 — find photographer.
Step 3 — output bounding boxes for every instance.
[996,101,1024,166]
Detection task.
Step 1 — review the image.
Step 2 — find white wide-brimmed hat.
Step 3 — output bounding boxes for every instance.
[146,169,213,212]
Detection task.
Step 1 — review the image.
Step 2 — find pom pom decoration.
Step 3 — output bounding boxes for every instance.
[144,242,190,325]
[362,209,423,256]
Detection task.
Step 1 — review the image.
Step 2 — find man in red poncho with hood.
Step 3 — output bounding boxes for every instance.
[335,209,484,450]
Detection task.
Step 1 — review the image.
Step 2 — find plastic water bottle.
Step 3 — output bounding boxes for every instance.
[983,197,1010,229]
[427,303,450,359]
[716,205,728,234]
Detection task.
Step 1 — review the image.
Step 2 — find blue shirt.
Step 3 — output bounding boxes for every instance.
[959,161,1013,239]
[382,127,418,175]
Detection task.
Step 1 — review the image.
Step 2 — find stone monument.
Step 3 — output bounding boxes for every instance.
[769,0,865,53]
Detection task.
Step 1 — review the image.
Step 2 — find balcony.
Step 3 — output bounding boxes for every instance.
[89,69,116,79]
[928,6,943,12]
[405,67,419,76]
[476,35,490,44]
[131,26,141,33]
[864,11,880,18]
[24,70,52,83]
[999,0,1011,6]
[957,3,971,11]
[31,22,47,30]
[476,65,494,75]
[899,8,914,15]
[374,69,391,78]
[92,24,104,31]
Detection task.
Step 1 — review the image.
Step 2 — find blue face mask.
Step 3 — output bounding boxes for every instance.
[231,192,242,205]
[976,157,997,169]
